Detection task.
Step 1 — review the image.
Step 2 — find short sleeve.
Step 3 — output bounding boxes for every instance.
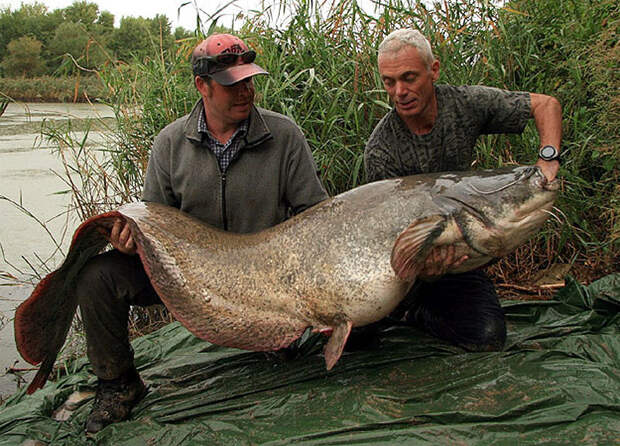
[466,86,531,135]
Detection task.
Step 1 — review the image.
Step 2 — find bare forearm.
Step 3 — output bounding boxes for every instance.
[530,93,562,180]
[531,93,562,148]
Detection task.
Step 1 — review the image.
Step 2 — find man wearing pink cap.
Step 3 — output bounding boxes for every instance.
[76,33,327,433]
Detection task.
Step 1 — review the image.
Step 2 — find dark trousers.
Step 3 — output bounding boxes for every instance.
[76,250,161,380]
[395,269,507,351]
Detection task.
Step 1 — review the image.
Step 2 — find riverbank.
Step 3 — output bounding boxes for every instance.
[0,76,109,103]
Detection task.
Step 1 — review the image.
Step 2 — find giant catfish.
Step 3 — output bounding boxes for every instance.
[15,165,559,394]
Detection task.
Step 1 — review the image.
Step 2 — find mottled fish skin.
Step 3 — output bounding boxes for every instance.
[15,165,558,393]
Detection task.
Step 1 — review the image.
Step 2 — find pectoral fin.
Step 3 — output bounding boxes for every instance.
[323,320,353,370]
[391,216,446,281]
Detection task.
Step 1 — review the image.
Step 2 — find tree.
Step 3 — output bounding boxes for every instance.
[111,15,174,62]
[0,7,21,61]
[174,26,193,40]
[110,16,151,62]
[48,21,108,74]
[97,11,115,33]
[46,2,113,73]
[1,36,45,77]
[150,14,175,53]
[0,3,62,64]
[63,0,99,29]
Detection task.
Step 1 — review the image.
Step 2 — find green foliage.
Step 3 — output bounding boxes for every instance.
[97,11,115,31]
[110,15,175,63]
[0,3,63,63]
[1,36,46,77]
[47,21,109,74]
[494,0,619,255]
[62,0,99,28]
[0,1,175,76]
[174,26,194,40]
[35,0,619,266]
[0,75,107,102]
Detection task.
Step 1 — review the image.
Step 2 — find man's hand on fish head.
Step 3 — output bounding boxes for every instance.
[418,245,468,280]
[536,159,560,182]
[107,219,137,255]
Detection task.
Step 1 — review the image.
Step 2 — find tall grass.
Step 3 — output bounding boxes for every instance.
[43,0,617,280]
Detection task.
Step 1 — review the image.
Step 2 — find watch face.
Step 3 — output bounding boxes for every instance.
[540,145,557,160]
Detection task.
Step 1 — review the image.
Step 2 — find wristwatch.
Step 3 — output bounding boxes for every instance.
[538,145,560,162]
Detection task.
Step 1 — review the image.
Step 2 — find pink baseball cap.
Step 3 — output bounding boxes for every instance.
[192,34,268,86]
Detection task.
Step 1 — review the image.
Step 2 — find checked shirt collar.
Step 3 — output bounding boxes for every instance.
[198,107,248,173]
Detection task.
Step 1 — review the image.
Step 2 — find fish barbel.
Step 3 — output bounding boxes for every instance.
[15,165,558,393]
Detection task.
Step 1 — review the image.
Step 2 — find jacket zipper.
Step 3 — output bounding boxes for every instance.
[221,172,228,231]
[219,132,261,231]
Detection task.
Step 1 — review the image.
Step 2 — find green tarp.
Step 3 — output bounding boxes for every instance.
[1,274,618,445]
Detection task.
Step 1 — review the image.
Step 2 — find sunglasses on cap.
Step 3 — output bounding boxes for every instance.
[193,50,257,77]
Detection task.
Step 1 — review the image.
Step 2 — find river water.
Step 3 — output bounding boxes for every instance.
[0,102,114,400]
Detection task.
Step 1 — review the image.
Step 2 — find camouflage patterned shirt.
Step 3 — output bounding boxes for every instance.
[364,85,531,182]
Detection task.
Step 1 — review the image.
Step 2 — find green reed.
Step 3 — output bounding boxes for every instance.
[41,0,617,273]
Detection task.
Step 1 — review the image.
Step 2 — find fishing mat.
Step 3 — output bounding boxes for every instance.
[0,274,618,445]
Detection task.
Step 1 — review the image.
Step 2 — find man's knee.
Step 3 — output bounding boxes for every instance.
[76,250,147,307]
[76,251,124,297]
[77,253,113,299]
[407,270,507,351]
[415,301,506,351]
[465,312,506,352]
[76,250,159,310]
[449,278,506,351]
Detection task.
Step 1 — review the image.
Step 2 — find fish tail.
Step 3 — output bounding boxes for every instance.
[26,356,55,394]
[15,211,121,394]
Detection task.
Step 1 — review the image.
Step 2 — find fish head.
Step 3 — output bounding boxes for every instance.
[436,166,559,258]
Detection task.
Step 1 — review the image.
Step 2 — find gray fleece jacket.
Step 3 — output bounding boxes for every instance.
[143,99,328,233]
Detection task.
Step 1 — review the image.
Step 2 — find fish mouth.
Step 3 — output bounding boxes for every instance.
[545,177,561,191]
[508,169,559,223]
[509,189,556,224]
[510,201,555,228]
[515,184,558,223]
[531,168,561,192]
